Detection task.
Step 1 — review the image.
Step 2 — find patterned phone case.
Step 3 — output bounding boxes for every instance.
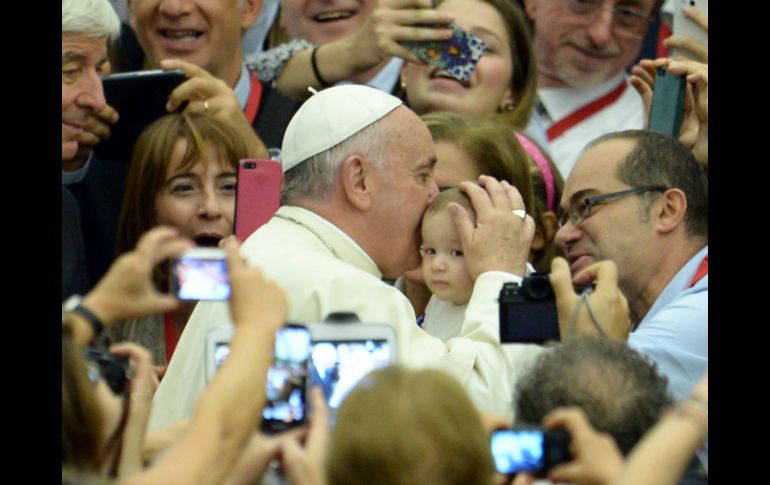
[403,24,487,83]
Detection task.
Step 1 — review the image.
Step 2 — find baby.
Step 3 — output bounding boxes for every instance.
[419,188,476,341]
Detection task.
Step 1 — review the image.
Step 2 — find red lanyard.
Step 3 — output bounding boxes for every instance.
[687,255,708,288]
[164,312,178,363]
[244,71,263,124]
[546,80,628,142]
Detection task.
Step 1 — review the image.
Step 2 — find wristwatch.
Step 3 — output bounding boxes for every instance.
[62,295,104,336]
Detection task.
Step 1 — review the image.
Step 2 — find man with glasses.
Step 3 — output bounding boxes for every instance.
[555,129,707,416]
[522,0,661,177]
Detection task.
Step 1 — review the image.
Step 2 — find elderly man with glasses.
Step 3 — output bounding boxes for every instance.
[522,0,662,177]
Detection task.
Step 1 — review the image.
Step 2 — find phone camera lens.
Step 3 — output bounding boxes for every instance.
[245,162,257,169]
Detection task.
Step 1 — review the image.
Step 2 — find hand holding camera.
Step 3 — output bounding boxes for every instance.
[550,258,631,341]
[82,226,194,327]
[539,407,624,485]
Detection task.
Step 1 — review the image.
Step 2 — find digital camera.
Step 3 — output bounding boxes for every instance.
[499,272,593,344]
[491,427,571,476]
[84,346,130,394]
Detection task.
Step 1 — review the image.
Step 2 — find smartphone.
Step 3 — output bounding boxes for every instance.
[261,324,312,433]
[95,69,186,162]
[234,159,282,242]
[171,248,230,301]
[491,428,571,476]
[307,323,396,415]
[402,23,487,83]
[648,66,686,138]
[204,324,312,433]
[671,0,708,60]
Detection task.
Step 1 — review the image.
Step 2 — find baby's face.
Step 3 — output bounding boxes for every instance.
[420,211,475,305]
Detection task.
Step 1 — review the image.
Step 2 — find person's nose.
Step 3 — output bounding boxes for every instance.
[197,189,224,220]
[76,69,107,114]
[158,0,195,17]
[554,220,583,252]
[431,253,447,272]
[586,7,615,47]
[427,180,439,204]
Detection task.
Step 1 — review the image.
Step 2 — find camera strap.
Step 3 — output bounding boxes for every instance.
[566,288,607,339]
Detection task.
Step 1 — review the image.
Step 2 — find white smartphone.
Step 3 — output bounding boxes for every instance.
[307,323,397,413]
[671,0,708,60]
[171,248,230,301]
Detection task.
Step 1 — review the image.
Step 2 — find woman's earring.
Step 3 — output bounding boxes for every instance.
[505,100,515,111]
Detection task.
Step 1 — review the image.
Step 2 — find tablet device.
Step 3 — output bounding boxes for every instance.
[95,69,186,162]
[307,323,396,413]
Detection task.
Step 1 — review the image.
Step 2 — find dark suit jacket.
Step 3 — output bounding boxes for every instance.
[62,185,90,301]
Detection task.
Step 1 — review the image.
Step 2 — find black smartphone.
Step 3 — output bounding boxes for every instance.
[170,248,230,301]
[648,66,686,138]
[261,324,312,434]
[95,69,186,162]
[491,428,571,476]
[499,273,593,344]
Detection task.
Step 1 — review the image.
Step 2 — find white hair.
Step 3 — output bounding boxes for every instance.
[281,118,392,202]
[62,0,121,41]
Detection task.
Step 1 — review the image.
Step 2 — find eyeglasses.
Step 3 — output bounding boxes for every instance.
[558,186,668,228]
[561,0,654,38]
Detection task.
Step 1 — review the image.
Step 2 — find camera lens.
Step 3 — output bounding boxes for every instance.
[523,273,554,300]
[245,162,257,169]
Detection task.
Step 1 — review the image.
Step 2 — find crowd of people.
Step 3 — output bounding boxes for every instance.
[62,0,708,483]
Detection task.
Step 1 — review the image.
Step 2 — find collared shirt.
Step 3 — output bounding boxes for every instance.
[62,153,93,185]
[630,245,708,471]
[534,73,645,178]
[628,244,708,402]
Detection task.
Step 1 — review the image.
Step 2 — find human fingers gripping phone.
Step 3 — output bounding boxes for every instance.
[206,324,312,433]
[671,0,708,60]
[491,428,571,477]
[403,23,487,83]
[96,69,186,162]
[648,66,686,138]
[171,248,231,301]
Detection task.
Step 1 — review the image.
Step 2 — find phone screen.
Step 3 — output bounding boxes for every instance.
[171,252,230,301]
[261,325,312,433]
[491,429,546,475]
[310,339,391,412]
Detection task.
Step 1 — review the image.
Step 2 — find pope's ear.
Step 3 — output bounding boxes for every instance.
[340,155,373,211]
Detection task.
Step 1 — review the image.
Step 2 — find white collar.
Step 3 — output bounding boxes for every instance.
[538,72,628,121]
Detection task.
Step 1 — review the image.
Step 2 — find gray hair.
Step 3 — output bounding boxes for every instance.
[514,337,671,455]
[62,0,121,41]
[282,118,392,202]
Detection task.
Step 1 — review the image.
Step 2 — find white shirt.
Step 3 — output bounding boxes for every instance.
[534,73,645,178]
